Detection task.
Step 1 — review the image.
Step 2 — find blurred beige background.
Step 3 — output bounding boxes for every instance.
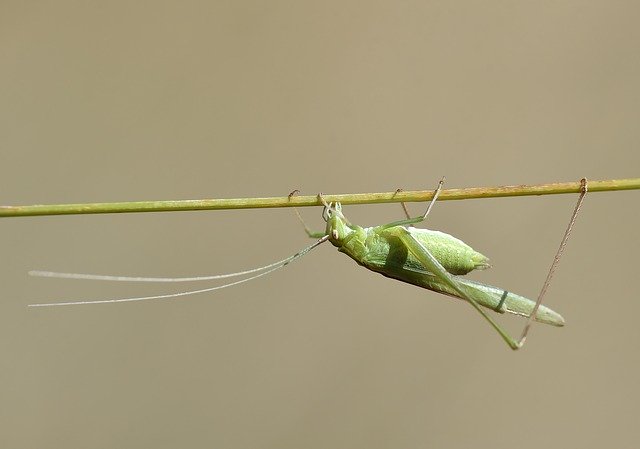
[2,2,639,448]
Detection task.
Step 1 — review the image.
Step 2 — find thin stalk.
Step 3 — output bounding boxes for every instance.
[1,178,638,218]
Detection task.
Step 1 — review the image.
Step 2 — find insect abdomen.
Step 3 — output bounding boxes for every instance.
[405,228,490,275]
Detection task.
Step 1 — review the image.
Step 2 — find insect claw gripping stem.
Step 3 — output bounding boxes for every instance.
[421,176,445,220]
[317,193,329,208]
[394,188,412,220]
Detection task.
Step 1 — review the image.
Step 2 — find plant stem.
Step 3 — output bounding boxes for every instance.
[1,178,638,218]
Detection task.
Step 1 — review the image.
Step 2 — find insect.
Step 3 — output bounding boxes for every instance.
[29,179,588,350]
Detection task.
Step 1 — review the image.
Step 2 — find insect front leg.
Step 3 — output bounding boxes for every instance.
[287,190,327,239]
[390,226,523,350]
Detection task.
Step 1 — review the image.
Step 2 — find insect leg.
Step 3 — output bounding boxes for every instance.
[516,177,588,346]
[391,226,522,350]
[288,190,326,238]
[381,177,446,229]
[393,188,412,220]
[418,176,445,221]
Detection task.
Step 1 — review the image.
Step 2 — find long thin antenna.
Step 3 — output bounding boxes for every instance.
[29,236,329,307]
[29,252,305,283]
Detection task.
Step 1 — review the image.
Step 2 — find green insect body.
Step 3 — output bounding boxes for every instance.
[324,202,565,327]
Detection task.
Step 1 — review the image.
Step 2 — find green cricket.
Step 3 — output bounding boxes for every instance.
[29,179,587,350]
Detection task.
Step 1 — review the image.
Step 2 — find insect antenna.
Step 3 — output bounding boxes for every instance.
[29,236,329,307]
